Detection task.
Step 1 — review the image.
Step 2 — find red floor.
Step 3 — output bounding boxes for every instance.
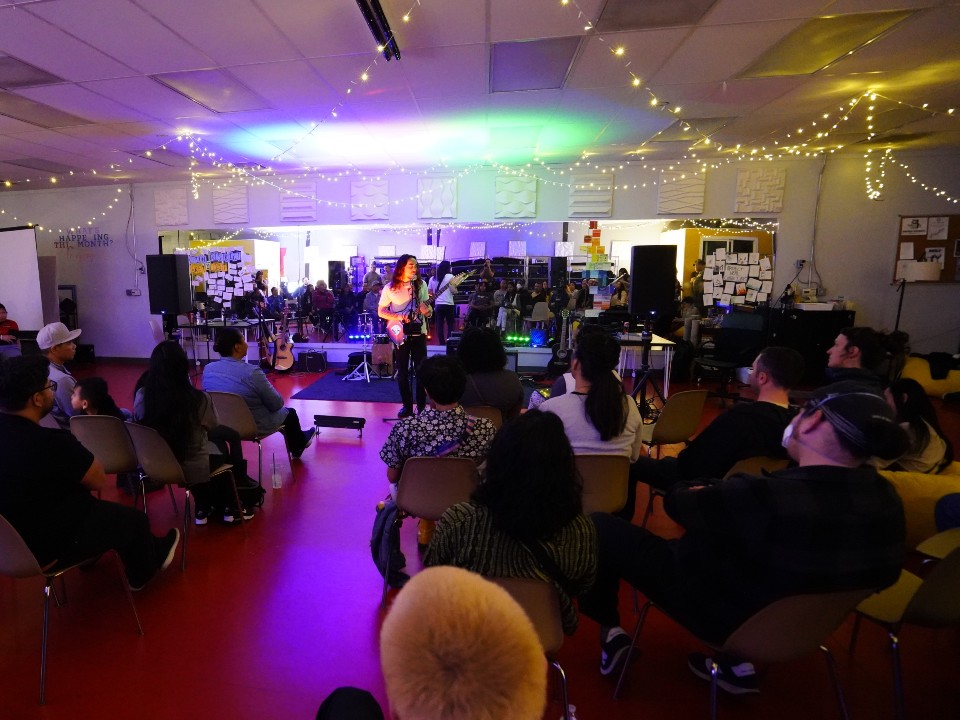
[1,360,958,719]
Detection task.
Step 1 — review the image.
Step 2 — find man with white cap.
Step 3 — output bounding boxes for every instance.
[37,321,81,430]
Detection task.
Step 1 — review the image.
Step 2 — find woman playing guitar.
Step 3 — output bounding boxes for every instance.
[378,255,432,418]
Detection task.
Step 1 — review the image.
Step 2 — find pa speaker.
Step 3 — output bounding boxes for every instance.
[147,254,192,315]
[328,260,346,291]
[548,256,567,288]
[629,245,677,316]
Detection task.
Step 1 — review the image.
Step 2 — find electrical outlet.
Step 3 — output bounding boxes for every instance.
[795,259,806,269]
[126,288,141,296]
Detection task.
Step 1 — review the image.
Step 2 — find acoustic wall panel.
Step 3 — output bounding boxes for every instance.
[658,170,705,214]
[154,187,188,226]
[494,175,537,218]
[281,182,317,222]
[735,168,786,213]
[568,173,614,217]
[418,177,458,219]
[351,180,389,221]
[213,185,249,224]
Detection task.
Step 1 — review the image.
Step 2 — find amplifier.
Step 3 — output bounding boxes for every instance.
[297,350,327,373]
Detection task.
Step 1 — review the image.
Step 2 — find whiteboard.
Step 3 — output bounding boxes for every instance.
[0,227,44,331]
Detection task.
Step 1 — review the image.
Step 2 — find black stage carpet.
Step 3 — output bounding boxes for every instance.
[290,371,400,403]
[291,370,543,405]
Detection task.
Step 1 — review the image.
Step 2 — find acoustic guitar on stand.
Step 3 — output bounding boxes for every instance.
[271,307,295,372]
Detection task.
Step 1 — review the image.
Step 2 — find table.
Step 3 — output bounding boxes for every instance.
[178,318,275,365]
[616,332,676,399]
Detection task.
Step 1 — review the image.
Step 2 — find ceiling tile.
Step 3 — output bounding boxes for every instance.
[255,0,375,59]
[0,5,135,81]
[380,0,488,48]
[15,83,156,123]
[229,61,339,110]
[565,28,691,90]
[80,77,215,121]
[652,19,805,84]
[491,37,582,92]
[153,69,272,113]
[702,0,833,25]
[399,45,489,99]
[309,55,414,104]
[491,0,603,42]
[139,0,301,66]
[26,0,216,74]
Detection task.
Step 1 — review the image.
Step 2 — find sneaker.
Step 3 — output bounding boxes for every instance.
[397,408,414,419]
[194,506,212,525]
[600,627,632,677]
[158,529,181,571]
[223,506,256,523]
[292,427,316,459]
[687,652,759,695]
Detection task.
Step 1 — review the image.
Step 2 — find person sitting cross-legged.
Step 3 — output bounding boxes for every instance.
[0,355,179,591]
[578,382,909,693]
[201,328,315,460]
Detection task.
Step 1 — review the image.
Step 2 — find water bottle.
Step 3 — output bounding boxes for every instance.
[271,453,282,489]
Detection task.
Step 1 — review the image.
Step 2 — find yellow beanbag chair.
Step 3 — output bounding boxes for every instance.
[880,462,960,548]
[900,355,960,397]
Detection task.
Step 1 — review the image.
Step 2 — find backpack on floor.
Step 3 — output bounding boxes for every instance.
[370,499,410,589]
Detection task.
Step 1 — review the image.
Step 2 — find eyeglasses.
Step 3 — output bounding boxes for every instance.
[43,380,58,392]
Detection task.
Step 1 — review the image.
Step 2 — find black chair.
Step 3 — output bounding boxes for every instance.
[693,310,765,402]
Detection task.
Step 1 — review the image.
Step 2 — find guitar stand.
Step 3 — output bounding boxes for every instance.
[630,330,666,421]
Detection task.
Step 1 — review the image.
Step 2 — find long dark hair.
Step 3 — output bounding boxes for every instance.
[390,254,417,290]
[436,260,451,279]
[74,376,125,420]
[473,410,582,543]
[137,341,205,461]
[458,327,506,373]
[888,378,954,468]
[574,331,628,441]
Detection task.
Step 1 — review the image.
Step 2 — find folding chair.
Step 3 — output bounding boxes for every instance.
[208,391,292,486]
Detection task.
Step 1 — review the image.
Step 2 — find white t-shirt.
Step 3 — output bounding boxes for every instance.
[540,391,643,462]
[428,273,457,306]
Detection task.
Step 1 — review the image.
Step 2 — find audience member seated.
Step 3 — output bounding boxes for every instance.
[379,355,497,551]
[379,567,547,720]
[38,321,82,430]
[265,287,285,319]
[201,328,315,460]
[466,278,496,327]
[629,346,804,496]
[579,382,909,692]
[526,281,546,314]
[825,326,908,390]
[312,280,336,331]
[0,302,20,349]
[873,377,954,474]
[456,327,524,421]
[0,355,179,591]
[135,341,255,525]
[425,410,598,634]
[539,331,643,461]
[71,376,130,420]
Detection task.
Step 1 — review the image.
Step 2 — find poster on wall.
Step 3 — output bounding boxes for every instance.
[927,216,949,240]
[187,247,255,311]
[901,217,928,235]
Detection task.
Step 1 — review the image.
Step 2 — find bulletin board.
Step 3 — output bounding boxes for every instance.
[701,250,775,308]
[893,215,960,283]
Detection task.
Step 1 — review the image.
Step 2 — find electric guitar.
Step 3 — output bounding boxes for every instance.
[546,310,572,378]
[271,307,295,372]
[428,269,477,304]
[386,301,429,347]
